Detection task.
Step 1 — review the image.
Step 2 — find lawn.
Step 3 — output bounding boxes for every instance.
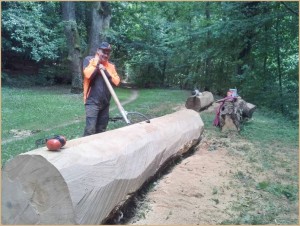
[1,85,190,166]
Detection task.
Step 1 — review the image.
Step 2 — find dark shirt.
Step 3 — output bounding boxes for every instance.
[83,56,112,106]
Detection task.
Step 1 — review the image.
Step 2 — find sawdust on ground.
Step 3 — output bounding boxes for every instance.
[125,133,249,225]
[124,105,254,225]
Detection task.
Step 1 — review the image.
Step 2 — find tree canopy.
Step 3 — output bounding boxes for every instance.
[1,1,298,119]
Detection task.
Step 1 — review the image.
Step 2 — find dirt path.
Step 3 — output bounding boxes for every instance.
[123,104,299,225]
[123,104,259,225]
[126,130,249,225]
[2,89,139,144]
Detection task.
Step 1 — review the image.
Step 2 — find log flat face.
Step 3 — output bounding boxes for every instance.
[199,91,214,110]
[2,155,76,224]
[2,109,204,225]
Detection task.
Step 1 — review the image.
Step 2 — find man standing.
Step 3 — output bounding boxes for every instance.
[82,42,120,136]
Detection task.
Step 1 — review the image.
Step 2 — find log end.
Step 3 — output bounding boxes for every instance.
[185,96,201,112]
[185,91,214,112]
[220,115,239,132]
[1,155,75,224]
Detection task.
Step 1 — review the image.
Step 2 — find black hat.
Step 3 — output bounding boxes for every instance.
[99,42,112,50]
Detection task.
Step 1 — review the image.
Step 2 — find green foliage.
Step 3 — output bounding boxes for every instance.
[37,62,71,86]
[2,1,298,119]
[1,2,64,62]
[1,62,71,87]
[1,72,10,85]
[109,1,298,119]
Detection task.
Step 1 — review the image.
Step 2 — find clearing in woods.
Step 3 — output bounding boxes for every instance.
[2,87,298,224]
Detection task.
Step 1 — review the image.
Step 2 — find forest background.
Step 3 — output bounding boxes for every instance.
[1,1,299,121]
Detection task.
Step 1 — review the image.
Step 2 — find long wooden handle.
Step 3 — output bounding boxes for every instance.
[100,69,131,124]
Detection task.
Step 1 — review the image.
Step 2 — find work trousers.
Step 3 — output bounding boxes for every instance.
[83,103,110,136]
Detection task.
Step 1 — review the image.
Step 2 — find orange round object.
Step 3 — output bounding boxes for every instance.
[46,139,62,151]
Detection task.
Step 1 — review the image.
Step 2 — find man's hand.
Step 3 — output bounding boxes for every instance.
[98,64,111,80]
[98,64,106,71]
[94,52,100,65]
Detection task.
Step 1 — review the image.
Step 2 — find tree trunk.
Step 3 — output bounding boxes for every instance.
[161,59,167,86]
[2,109,204,225]
[236,2,260,77]
[215,97,256,131]
[88,2,111,55]
[62,2,83,94]
[185,91,214,112]
[204,2,212,91]
[275,16,284,113]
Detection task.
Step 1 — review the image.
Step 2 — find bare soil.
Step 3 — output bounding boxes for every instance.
[122,104,298,225]
[121,104,247,225]
[125,131,250,225]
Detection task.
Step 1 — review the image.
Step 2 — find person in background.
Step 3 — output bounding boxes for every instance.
[82,42,120,136]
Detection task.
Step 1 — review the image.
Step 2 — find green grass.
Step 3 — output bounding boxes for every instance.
[121,88,189,116]
[2,86,82,139]
[108,88,190,130]
[1,86,133,139]
[1,86,189,166]
[241,109,298,148]
[256,181,298,201]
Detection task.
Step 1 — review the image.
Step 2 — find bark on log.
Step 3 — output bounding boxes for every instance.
[185,91,214,112]
[2,109,204,225]
[217,97,256,131]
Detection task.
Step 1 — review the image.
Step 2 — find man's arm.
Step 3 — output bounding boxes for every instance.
[105,64,120,86]
[83,57,98,80]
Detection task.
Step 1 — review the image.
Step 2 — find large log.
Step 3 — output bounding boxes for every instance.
[214,96,256,131]
[185,91,214,112]
[2,109,204,225]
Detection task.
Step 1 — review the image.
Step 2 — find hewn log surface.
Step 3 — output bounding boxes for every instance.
[185,91,214,112]
[2,109,204,225]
